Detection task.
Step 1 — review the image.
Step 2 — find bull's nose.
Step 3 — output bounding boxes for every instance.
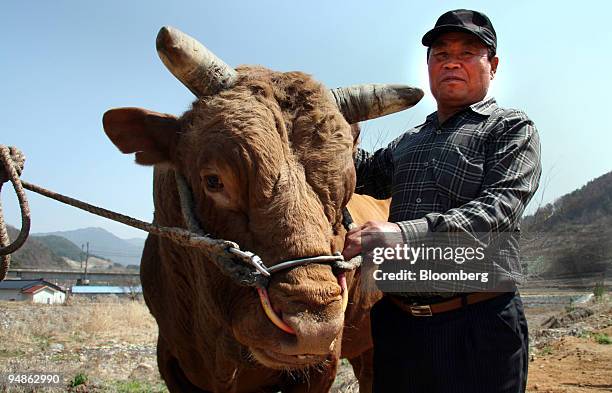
[280,313,343,355]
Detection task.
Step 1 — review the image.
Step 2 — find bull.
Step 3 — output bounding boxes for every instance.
[102,26,422,392]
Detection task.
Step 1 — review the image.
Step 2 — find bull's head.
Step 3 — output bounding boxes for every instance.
[103,27,422,371]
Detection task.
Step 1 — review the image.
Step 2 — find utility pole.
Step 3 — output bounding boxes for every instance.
[80,244,84,269]
[84,242,90,284]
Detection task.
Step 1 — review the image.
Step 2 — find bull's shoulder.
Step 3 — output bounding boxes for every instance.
[346,194,390,225]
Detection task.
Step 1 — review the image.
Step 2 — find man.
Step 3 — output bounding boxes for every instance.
[342,9,541,393]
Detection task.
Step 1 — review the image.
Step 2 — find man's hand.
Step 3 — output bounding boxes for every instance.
[342,221,401,260]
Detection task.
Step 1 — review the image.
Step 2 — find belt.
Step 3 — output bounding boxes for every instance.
[388,292,509,317]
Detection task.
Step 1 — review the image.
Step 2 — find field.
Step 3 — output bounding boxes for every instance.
[0,292,610,392]
[0,297,163,392]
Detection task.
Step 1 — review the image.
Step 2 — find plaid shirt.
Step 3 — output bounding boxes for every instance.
[355,97,542,299]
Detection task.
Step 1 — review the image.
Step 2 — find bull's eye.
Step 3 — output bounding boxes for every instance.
[204,175,224,192]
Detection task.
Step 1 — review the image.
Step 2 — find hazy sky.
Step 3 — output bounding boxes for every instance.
[2,1,611,239]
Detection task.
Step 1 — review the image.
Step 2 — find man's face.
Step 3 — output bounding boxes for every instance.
[427,31,499,108]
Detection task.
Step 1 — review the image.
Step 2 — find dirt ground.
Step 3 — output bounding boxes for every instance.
[0,292,610,392]
[522,291,612,393]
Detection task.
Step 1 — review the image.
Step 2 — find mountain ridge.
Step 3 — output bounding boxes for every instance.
[34,227,145,266]
[521,170,612,278]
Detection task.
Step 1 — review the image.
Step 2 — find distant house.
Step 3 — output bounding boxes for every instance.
[0,279,66,304]
[71,285,142,298]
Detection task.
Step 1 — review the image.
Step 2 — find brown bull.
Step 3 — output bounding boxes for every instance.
[103,26,422,392]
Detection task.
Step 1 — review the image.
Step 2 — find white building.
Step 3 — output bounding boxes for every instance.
[0,279,66,304]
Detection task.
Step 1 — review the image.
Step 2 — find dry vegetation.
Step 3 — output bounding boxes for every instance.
[0,297,164,392]
[0,293,610,392]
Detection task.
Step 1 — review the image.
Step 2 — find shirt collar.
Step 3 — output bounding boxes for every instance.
[426,96,498,125]
[469,96,498,116]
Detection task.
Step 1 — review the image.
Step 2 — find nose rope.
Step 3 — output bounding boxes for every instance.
[256,287,295,334]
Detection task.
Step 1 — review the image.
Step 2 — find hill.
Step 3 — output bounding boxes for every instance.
[4,226,127,271]
[34,235,94,262]
[5,226,71,270]
[35,227,145,266]
[522,170,612,279]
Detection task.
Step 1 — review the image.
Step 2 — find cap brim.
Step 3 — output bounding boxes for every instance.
[421,25,494,48]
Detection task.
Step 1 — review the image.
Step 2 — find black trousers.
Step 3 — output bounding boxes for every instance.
[371,292,529,393]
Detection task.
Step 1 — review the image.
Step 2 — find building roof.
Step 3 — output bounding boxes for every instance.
[71,285,142,294]
[0,279,65,293]
[21,284,47,294]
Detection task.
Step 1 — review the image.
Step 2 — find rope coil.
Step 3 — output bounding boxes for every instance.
[0,146,31,280]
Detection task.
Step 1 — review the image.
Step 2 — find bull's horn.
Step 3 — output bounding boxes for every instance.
[156,26,238,97]
[329,84,424,124]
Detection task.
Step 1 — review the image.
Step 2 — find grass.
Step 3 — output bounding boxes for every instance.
[540,345,553,355]
[49,351,81,362]
[69,372,88,387]
[0,298,157,354]
[0,348,25,358]
[593,281,606,301]
[106,380,169,393]
[32,333,52,351]
[578,330,612,345]
[593,333,611,345]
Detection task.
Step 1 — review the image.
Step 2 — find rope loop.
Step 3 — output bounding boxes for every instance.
[0,145,31,280]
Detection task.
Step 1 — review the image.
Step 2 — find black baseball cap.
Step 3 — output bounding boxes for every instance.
[422,9,497,54]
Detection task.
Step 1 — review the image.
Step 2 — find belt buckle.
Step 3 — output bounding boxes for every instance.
[409,304,433,317]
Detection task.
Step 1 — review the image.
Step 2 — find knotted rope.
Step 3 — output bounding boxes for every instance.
[0,146,30,281]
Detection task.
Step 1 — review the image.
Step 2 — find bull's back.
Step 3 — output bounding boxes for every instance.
[346,194,390,225]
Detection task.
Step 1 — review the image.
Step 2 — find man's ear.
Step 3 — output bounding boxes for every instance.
[102,107,180,166]
[490,56,499,80]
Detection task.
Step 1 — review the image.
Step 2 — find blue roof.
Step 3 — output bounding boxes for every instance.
[0,279,64,292]
[0,279,44,290]
[71,285,142,294]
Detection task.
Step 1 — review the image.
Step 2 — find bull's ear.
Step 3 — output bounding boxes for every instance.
[103,107,180,166]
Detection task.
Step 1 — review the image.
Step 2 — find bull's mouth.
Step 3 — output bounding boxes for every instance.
[250,347,327,369]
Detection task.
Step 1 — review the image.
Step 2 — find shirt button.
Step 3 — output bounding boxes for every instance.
[423,162,429,168]
[416,198,422,203]
[436,128,442,134]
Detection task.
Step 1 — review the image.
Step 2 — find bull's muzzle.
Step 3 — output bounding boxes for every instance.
[256,272,349,335]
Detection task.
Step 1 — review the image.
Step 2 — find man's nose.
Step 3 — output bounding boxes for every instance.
[443,61,461,69]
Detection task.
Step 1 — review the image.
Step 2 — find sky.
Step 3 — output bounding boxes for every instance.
[2,0,611,239]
